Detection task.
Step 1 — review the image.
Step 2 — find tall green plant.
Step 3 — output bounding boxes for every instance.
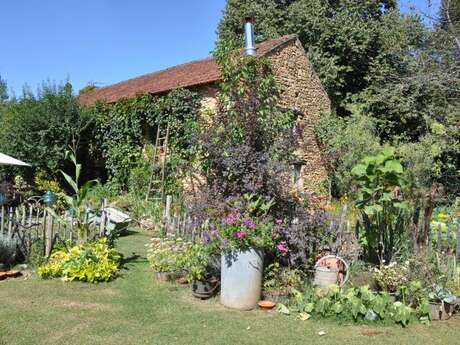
[48,149,97,241]
[352,146,411,263]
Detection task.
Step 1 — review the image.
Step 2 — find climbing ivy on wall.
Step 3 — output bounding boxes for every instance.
[87,88,201,191]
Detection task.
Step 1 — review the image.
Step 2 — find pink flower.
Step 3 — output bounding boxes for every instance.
[223,216,236,225]
[275,219,284,225]
[234,230,246,239]
[276,241,289,254]
[243,219,257,230]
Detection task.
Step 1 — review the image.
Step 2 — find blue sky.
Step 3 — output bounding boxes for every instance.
[0,0,440,96]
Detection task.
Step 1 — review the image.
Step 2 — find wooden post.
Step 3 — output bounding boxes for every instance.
[437,223,443,253]
[164,195,172,234]
[28,204,33,227]
[21,205,26,226]
[99,198,107,237]
[83,211,89,242]
[45,212,54,257]
[7,207,13,238]
[447,225,453,254]
[427,220,432,256]
[69,216,73,243]
[456,224,460,259]
[42,209,47,255]
[0,205,4,234]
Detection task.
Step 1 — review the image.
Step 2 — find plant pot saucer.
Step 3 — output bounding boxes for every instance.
[176,277,189,285]
[0,271,21,280]
[258,300,276,310]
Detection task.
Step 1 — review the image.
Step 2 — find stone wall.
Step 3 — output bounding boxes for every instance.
[266,38,330,194]
[193,38,330,196]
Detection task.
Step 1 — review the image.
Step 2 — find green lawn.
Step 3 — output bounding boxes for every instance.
[1,230,460,345]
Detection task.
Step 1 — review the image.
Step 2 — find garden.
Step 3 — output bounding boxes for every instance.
[1,1,460,344]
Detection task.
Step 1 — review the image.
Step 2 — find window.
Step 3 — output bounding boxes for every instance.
[293,163,303,191]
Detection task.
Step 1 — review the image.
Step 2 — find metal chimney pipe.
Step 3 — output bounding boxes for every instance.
[244,17,256,56]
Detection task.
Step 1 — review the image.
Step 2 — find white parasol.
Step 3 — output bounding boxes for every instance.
[0,152,30,167]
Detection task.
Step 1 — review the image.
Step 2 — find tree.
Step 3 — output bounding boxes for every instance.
[217,0,291,44]
[0,82,93,180]
[0,74,7,102]
[217,0,401,111]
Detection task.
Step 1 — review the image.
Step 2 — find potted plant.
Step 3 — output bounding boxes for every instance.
[146,235,189,282]
[428,285,458,320]
[182,243,219,299]
[218,194,281,310]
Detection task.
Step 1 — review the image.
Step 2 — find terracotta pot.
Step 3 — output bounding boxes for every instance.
[175,277,189,285]
[5,271,20,278]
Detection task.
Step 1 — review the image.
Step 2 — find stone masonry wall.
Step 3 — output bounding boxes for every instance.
[266,38,330,194]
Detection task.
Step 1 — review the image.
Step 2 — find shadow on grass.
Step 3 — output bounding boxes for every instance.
[119,229,139,237]
[121,253,148,268]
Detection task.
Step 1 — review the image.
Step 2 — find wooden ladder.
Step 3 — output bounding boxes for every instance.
[145,123,170,202]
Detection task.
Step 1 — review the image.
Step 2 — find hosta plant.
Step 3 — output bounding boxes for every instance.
[278,285,430,327]
[38,238,121,283]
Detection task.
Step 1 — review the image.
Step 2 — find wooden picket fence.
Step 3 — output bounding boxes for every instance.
[159,196,359,254]
[160,196,460,260]
[0,198,112,257]
[431,222,460,257]
[161,196,206,243]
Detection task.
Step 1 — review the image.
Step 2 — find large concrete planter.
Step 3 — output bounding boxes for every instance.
[220,248,264,310]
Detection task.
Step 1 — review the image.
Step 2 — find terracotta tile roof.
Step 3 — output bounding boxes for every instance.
[79,35,297,106]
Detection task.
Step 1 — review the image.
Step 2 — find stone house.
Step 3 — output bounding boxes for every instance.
[79,34,331,195]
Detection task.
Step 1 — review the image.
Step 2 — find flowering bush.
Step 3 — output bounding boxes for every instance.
[146,235,191,273]
[373,262,409,292]
[38,238,121,283]
[218,194,286,253]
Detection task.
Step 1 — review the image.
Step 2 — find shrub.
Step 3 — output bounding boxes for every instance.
[276,207,337,268]
[146,235,191,273]
[373,262,409,293]
[263,262,304,297]
[180,243,210,281]
[28,240,46,268]
[38,238,121,283]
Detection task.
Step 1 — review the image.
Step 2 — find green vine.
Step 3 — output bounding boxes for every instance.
[87,88,201,192]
